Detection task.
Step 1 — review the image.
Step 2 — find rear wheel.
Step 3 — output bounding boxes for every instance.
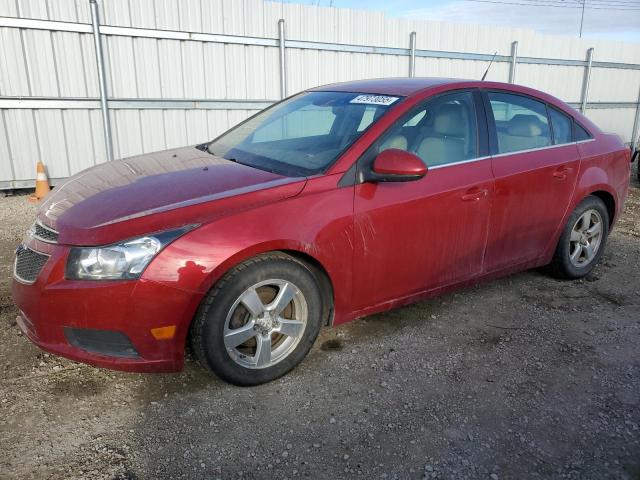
[190,253,323,386]
[549,195,609,279]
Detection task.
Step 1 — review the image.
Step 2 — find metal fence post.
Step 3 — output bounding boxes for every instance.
[278,19,287,99]
[580,47,594,114]
[409,32,416,78]
[631,84,640,151]
[89,0,113,161]
[508,41,518,84]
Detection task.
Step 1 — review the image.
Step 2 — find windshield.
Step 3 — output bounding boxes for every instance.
[207,91,402,176]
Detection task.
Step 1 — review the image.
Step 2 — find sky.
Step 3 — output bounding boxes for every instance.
[285,0,640,42]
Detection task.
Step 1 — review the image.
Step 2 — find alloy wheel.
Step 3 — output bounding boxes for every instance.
[223,279,308,369]
[568,208,603,268]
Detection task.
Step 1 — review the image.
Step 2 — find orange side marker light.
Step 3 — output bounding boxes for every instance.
[151,325,177,340]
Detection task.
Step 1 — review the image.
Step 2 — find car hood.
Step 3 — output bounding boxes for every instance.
[38,146,306,245]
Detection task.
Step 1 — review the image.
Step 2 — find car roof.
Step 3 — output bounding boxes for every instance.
[309,77,480,96]
[309,77,600,133]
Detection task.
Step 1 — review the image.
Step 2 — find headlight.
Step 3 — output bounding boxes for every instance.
[65,227,192,280]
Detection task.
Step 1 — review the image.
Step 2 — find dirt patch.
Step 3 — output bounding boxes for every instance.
[320,339,344,351]
[1,178,639,480]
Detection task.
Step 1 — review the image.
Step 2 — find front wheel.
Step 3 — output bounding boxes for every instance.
[549,195,609,279]
[190,253,323,386]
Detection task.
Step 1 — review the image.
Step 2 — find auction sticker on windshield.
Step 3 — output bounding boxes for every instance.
[350,95,399,106]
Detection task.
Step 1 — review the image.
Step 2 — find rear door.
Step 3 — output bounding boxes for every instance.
[483,91,580,272]
[351,90,494,311]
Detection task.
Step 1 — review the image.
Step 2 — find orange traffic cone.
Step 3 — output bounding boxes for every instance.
[29,162,50,203]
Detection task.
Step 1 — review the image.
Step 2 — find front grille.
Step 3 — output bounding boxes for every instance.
[14,246,49,283]
[33,222,59,243]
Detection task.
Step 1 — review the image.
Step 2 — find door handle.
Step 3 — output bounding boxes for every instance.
[553,166,573,180]
[461,188,488,201]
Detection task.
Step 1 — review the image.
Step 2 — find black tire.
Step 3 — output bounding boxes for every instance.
[190,252,323,386]
[549,195,610,279]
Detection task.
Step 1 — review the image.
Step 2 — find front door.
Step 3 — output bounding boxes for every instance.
[351,90,494,311]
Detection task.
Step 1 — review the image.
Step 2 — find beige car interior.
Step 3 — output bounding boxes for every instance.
[377,96,554,167]
[378,100,474,167]
[415,103,468,166]
[497,114,550,153]
[379,133,408,151]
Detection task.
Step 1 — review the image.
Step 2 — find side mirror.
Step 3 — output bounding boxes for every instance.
[364,149,427,183]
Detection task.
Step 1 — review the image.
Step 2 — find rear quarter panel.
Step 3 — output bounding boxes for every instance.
[540,135,630,262]
[575,135,630,224]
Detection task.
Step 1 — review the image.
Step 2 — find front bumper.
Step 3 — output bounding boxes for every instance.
[11,241,202,373]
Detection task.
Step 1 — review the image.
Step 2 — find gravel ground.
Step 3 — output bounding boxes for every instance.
[1,170,639,480]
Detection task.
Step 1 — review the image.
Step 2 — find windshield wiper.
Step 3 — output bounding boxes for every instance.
[201,146,238,164]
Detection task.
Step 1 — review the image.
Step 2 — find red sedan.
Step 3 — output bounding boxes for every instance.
[12,78,630,385]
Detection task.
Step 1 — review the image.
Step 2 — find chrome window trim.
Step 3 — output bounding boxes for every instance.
[429,156,491,170]
[575,138,596,145]
[33,220,59,244]
[492,142,569,159]
[426,138,595,171]
[13,246,51,285]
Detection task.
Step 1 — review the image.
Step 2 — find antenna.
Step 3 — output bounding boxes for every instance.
[481,51,498,81]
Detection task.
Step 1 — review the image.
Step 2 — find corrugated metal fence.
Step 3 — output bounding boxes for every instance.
[1,0,639,189]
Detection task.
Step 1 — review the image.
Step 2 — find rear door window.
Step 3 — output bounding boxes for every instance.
[549,108,573,145]
[574,123,593,141]
[488,92,552,154]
